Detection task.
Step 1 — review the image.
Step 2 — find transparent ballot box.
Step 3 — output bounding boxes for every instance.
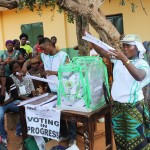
[57,56,109,112]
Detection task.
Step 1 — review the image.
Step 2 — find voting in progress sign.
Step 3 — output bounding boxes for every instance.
[25,104,61,141]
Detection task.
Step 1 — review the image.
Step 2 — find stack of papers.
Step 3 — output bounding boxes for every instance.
[82,31,115,55]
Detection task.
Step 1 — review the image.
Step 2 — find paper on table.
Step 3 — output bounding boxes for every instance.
[47,75,58,92]
[41,100,57,109]
[39,95,57,106]
[26,74,54,83]
[82,32,115,55]
[18,93,49,106]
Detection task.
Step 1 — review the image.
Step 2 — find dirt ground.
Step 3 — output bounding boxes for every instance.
[0,122,116,150]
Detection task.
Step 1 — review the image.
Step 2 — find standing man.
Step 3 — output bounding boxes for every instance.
[21,37,77,147]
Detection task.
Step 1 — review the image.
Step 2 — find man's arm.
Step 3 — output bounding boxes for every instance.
[91,41,147,81]
[21,55,41,74]
[43,54,69,76]
[91,43,114,59]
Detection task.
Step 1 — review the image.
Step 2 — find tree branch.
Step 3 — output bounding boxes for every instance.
[57,0,89,16]
[89,8,121,48]
[0,0,18,9]
[139,0,148,15]
[57,0,121,49]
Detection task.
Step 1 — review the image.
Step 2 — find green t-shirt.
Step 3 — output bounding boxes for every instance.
[20,44,32,54]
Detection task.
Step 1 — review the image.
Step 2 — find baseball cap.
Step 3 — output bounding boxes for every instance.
[121,34,141,42]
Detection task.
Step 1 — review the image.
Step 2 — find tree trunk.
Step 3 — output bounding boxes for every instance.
[76,15,89,56]
[0,0,18,9]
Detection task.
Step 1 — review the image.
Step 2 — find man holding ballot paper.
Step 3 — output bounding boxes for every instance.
[21,37,77,147]
[83,32,150,149]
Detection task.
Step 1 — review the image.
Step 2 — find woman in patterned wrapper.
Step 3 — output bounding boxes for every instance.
[89,34,150,149]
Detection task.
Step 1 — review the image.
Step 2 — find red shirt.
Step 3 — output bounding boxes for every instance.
[36,44,44,54]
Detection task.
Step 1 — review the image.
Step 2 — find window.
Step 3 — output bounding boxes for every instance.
[21,22,44,47]
[106,14,124,35]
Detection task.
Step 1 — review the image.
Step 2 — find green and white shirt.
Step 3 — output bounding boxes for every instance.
[111,58,149,103]
[40,51,69,92]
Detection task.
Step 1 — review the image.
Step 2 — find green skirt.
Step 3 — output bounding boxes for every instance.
[143,84,150,110]
[112,100,150,150]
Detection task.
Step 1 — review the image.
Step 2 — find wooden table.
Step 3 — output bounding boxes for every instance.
[19,94,113,150]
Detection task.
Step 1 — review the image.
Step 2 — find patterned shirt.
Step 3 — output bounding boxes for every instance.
[10,74,35,96]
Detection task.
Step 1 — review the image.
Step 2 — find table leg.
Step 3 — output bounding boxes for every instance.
[105,109,112,150]
[19,107,28,150]
[83,121,95,150]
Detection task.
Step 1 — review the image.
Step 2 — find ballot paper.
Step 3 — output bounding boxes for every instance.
[47,75,58,92]
[41,100,57,108]
[82,32,115,55]
[26,74,54,83]
[18,93,49,106]
[39,95,57,106]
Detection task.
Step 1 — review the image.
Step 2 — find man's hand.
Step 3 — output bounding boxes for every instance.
[109,50,127,61]
[21,67,27,75]
[43,71,53,76]
[43,70,58,76]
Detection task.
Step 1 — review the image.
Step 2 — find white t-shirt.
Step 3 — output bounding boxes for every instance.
[111,58,149,103]
[41,51,68,92]
[41,51,68,71]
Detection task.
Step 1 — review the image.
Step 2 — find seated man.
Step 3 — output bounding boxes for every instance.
[0,76,22,146]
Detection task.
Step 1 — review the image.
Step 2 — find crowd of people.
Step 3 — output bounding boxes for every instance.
[0,32,150,150]
[0,33,76,148]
